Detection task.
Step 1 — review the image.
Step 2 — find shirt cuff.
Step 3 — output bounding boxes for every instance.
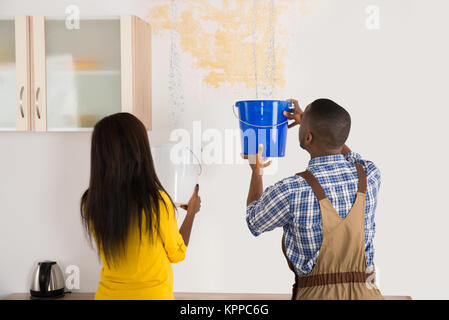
[167,239,187,263]
[246,202,262,237]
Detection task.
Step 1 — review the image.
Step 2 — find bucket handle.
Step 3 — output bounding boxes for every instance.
[185,147,203,176]
[232,104,292,128]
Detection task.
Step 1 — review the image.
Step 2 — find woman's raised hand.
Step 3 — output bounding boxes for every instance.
[181,184,201,215]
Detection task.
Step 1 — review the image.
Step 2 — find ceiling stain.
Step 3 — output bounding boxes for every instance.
[148,0,317,93]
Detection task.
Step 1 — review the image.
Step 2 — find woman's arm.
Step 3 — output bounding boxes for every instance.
[179,184,201,246]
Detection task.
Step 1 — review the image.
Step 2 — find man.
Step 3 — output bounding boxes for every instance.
[245,98,383,300]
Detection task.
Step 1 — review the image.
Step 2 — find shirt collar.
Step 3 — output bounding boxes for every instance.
[307,154,346,169]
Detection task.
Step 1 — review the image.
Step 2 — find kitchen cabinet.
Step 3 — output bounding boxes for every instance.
[0,15,151,131]
[0,16,28,130]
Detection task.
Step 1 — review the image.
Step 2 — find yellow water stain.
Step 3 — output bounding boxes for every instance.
[299,0,316,14]
[147,4,172,35]
[147,0,315,91]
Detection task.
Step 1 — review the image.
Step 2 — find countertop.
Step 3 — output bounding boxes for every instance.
[3,292,412,300]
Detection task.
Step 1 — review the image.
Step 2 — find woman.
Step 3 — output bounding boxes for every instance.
[80,112,201,300]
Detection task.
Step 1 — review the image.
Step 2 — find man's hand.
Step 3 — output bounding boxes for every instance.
[283,98,304,128]
[243,144,272,176]
[245,144,270,205]
[180,184,201,215]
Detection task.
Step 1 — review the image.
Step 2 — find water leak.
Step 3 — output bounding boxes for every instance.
[168,0,184,129]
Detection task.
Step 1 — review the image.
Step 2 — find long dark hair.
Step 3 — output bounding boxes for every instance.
[81,112,173,267]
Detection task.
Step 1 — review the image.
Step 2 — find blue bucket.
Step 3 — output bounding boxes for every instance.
[234,100,292,157]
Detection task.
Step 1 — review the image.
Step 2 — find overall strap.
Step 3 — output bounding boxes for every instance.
[354,163,367,194]
[297,171,326,201]
[297,163,367,199]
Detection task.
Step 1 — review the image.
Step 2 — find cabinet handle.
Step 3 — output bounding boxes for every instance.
[19,86,25,118]
[35,87,41,119]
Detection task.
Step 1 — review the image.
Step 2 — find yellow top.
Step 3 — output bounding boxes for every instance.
[94,191,187,300]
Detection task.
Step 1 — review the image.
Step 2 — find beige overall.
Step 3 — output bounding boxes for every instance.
[282,163,383,300]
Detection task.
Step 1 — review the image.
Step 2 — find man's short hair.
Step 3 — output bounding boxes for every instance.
[307,99,351,148]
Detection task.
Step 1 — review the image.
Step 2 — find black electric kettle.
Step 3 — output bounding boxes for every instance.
[30,261,66,299]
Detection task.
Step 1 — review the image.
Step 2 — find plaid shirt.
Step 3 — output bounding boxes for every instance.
[246,152,381,275]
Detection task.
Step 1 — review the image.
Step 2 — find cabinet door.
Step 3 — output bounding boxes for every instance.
[120,15,152,130]
[0,16,30,131]
[32,16,122,131]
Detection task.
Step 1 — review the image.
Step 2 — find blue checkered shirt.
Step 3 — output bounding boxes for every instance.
[246,152,381,275]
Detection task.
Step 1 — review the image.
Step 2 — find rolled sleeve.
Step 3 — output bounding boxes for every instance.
[344,151,381,189]
[246,180,292,236]
[344,151,362,163]
[159,192,187,263]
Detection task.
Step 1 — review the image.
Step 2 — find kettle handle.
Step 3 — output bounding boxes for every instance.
[38,262,55,294]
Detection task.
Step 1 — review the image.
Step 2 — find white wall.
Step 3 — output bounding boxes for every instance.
[1,0,449,299]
